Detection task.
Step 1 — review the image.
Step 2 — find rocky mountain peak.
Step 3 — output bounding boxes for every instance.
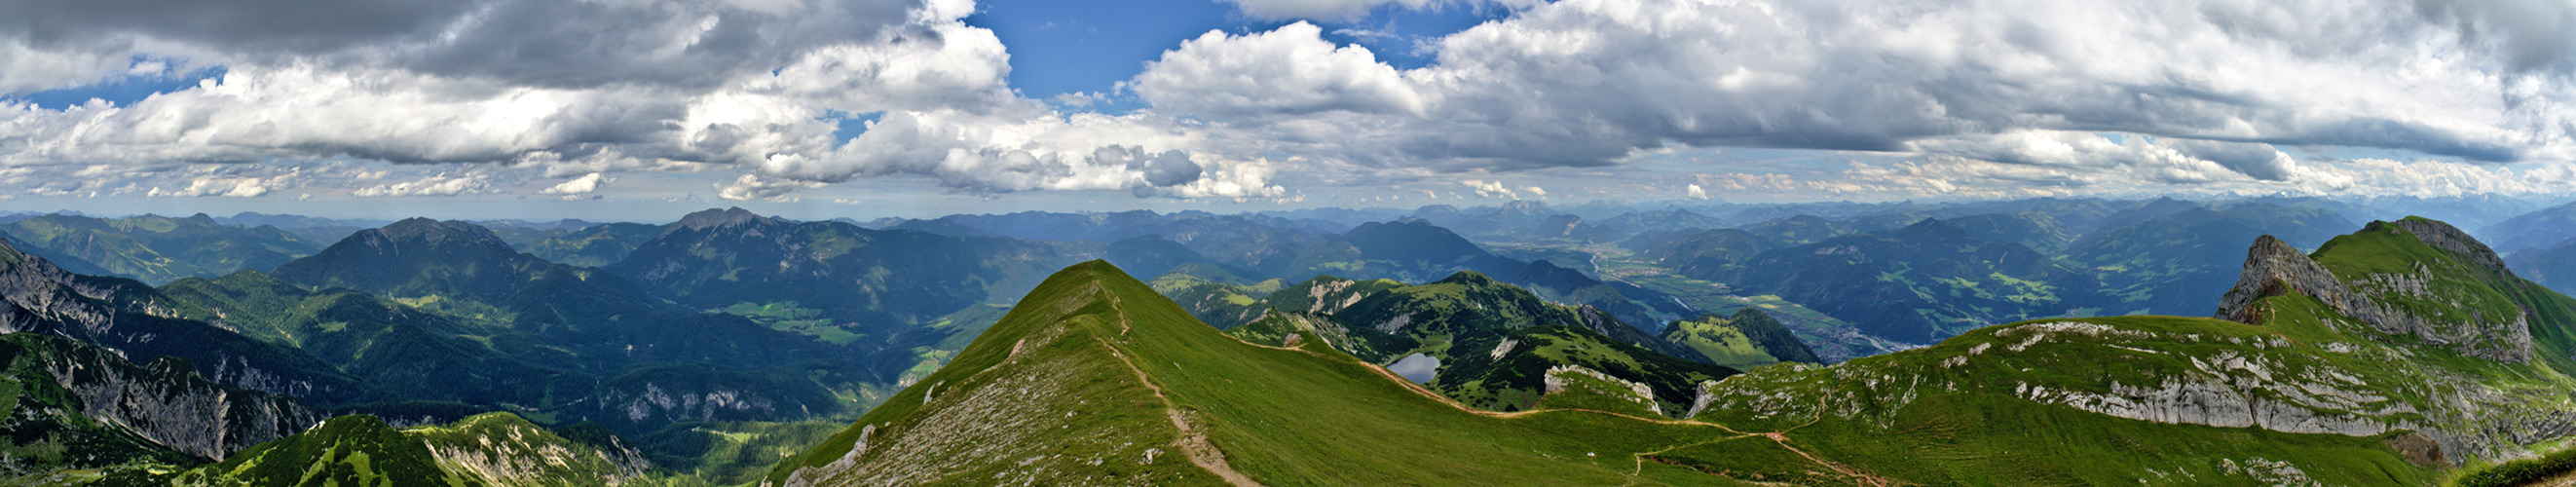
[2214,236,2332,324]
[2217,229,2534,363]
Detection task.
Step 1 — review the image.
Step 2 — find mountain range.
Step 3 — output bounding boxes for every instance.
[5,198,2576,484]
[765,215,2576,485]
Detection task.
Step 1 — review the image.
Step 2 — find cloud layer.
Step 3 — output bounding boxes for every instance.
[0,0,1276,201]
[1135,0,2576,184]
[2,0,2571,204]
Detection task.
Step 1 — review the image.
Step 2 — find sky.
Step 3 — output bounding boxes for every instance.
[3,0,2575,221]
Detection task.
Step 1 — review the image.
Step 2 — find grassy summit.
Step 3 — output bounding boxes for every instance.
[765,261,1842,485]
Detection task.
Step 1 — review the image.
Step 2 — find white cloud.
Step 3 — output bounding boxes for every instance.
[0,0,1085,197]
[1217,0,1542,20]
[754,108,1284,199]
[1137,0,2576,174]
[1462,179,1515,199]
[148,177,273,198]
[715,173,825,201]
[10,0,2576,204]
[540,172,611,200]
[1132,22,1425,120]
[1686,183,1707,200]
[353,172,491,197]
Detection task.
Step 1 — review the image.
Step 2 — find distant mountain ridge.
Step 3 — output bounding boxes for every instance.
[187,216,882,433]
[0,212,322,284]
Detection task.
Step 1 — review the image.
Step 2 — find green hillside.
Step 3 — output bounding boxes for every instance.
[0,213,320,284]
[1704,218,2112,343]
[1162,269,1734,414]
[519,222,661,267]
[1659,309,1821,368]
[764,261,1806,485]
[162,412,644,486]
[200,217,880,433]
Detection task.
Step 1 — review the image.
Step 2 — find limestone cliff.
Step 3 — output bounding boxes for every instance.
[2216,220,2536,363]
[4,333,321,462]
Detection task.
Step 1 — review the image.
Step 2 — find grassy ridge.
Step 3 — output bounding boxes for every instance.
[2450,446,2576,486]
[1697,314,2442,485]
[768,261,1854,485]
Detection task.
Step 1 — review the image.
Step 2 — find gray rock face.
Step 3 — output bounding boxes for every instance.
[2214,235,2358,324]
[0,239,358,402]
[12,334,321,461]
[606,382,787,424]
[2214,228,2534,363]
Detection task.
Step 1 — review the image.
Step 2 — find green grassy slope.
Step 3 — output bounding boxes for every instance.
[0,213,320,284]
[767,261,1850,485]
[521,222,661,267]
[1167,269,1736,415]
[168,415,472,486]
[207,218,881,433]
[1696,314,2445,485]
[163,412,643,486]
[1660,309,1822,368]
[1708,219,2113,343]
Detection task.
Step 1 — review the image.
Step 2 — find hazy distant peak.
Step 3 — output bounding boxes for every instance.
[1893,217,1971,242]
[673,206,772,231]
[373,217,506,247]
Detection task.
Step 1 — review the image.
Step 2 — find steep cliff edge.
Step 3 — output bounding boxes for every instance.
[2,332,321,471]
[2217,218,2542,363]
[0,236,362,404]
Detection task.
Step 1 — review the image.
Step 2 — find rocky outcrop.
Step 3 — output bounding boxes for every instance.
[422,413,652,486]
[2215,228,2534,363]
[0,237,359,401]
[1542,364,1658,410]
[2215,236,2354,325]
[607,383,785,424]
[2015,376,2401,436]
[7,333,320,461]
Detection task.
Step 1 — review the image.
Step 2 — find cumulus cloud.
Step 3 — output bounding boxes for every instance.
[757,109,1284,199]
[539,172,610,200]
[148,176,272,198]
[1137,0,2576,173]
[353,172,490,197]
[1218,0,1542,20]
[715,173,825,201]
[0,0,1064,198]
[0,0,925,91]
[1133,22,1424,120]
[10,0,2576,203]
[1686,183,1708,200]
